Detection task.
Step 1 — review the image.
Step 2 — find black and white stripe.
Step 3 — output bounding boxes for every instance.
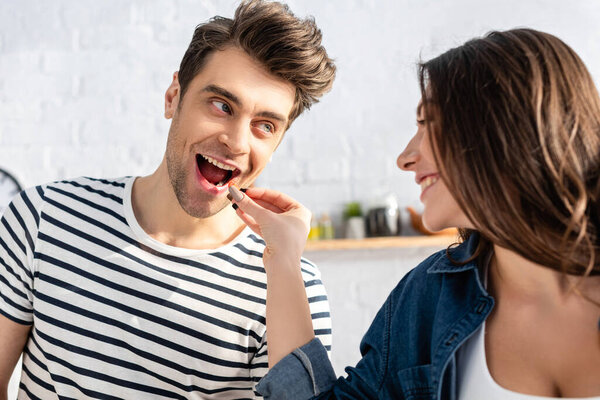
[0,176,331,399]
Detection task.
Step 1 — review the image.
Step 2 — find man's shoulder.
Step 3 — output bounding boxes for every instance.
[14,176,131,217]
[44,176,130,194]
[40,176,130,203]
[231,231,324,283]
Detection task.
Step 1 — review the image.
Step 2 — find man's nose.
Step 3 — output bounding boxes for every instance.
[219,120,251,155]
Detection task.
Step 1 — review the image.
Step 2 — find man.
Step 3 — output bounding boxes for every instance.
[0,0,336,398]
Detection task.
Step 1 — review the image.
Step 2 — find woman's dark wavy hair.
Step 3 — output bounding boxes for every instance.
[419,28,600,277]
[177,0,336,128]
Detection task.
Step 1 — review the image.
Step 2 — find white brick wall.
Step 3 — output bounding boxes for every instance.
[2,0,600,226]
[3,0,600,395]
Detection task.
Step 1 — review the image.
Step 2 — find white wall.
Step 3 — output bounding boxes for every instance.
[1,0,600,228]
[2,0,600,397]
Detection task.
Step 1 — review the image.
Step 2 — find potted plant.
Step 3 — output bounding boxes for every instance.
[343,202,365,239]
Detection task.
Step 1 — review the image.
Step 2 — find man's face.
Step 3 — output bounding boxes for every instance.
[164,46,295,218]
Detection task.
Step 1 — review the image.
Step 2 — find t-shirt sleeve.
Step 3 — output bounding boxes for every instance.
[250,257,333,396]
[300,258,332,355]
[0,186,45,325]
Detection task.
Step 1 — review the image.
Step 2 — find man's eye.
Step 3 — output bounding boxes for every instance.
[212,101,231,114]
[416,119,426,126]
[255,122,275,134]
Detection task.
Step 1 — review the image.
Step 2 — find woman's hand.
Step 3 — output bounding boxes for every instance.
[228,185,311,263]
[228,185,316,367]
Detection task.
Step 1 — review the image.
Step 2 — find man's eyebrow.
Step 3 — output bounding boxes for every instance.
[256,111,287,124]
[201,84,241,106]
[202,84,288,124]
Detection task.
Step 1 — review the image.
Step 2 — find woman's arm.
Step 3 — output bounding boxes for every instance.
[263,253,315,367]
[228,185,397,399]
[228,185,315,367]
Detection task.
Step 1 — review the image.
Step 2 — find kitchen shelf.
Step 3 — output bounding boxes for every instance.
[304,233,459,251]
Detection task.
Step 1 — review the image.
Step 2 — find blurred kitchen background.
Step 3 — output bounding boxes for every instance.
[2,0,600,393]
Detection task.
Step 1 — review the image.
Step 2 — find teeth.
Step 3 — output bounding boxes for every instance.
[421,176,438,191]
[202,155,235,171]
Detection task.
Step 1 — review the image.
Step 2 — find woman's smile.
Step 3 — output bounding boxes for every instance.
[418,173,439,200]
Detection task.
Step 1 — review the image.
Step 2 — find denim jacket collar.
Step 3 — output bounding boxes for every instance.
[427,232,482,275]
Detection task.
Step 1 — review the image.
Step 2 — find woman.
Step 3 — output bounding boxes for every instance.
[228,28,600,399]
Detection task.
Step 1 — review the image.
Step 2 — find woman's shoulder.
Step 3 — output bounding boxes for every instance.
[389,249,447,298]
[389,236,481,305]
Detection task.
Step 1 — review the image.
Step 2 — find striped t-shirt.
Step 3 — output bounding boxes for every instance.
[0,176,332,399]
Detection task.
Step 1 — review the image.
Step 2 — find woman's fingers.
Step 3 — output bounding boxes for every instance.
[229,185,268,221]
[253,198,285,214]
[229,185,311,230]
[243,187,301,212]
[229,185,311,261]
[229,187,263,236]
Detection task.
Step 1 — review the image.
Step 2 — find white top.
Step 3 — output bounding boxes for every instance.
[457,262,600,400]
[0,176,332,399]
[458,323,599,399]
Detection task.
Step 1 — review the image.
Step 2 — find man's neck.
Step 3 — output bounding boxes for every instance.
[130,164,246,250]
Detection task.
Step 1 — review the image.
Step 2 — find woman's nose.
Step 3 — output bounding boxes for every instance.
[397,133,420,170]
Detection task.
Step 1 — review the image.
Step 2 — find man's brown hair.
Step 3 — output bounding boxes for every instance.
[419,29,600,278]
[178,0,336,126]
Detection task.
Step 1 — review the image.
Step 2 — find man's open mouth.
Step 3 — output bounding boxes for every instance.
[196,154,241,187]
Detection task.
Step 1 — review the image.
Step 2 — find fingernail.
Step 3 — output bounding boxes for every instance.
[228,185,244,202]
[226,193,233,201]
[232,203,239,210]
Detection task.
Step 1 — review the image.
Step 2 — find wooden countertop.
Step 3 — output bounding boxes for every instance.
[304,233,459,251]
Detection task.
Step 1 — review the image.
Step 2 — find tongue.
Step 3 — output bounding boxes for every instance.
[198,158,228,185]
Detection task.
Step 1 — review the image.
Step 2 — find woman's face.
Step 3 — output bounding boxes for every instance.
[397,103,472,231]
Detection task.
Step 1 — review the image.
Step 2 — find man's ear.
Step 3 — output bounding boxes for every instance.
[165,71,180,119]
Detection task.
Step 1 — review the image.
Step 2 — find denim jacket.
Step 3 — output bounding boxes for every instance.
[256,234,494,399]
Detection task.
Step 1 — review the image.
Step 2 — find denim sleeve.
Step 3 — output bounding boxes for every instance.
[255,338,336,399]
[256,280,403,399]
